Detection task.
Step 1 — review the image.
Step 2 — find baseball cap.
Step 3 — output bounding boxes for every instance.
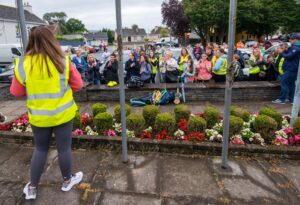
[289,33,300,40]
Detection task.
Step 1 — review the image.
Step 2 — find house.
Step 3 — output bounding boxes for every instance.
[148,26,170,42]
[84,32,108,46]
[117,27,147,44]
[0,3,46,44]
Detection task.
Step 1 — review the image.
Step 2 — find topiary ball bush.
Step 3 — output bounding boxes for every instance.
[229,116,244,137]
[126,114,146,136]
[253,115,277,144]
[73,110,81,130]
[230,106,251,122]
[92,103,107,117]
[293,117,300,135]
[174,104,191,122]
[188,116,207,133]
[143,105,159,127]
[114,104,131,123]
[155,113,176,135]
[93,112,113,134]
[203,106,220,129]
[259,107,282,129]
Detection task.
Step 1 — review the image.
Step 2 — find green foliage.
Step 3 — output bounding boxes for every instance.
[92,103,107,117]
[143,105,159,127]
[160,27,170,37]
[229,116,244,137]
[155,113,176,135]
[174,104,191,122]
[73,110,81,130]
[43,12,69,34]
[114,104,131,123]
[253,115,277,143]
[203,106,220,129]
[65,18,86,34]
[293,117,300,135]
[188,116,207,133]
[126,114,146,136]
[93,112,113,134]
[230,106,250,122]
[259,107,282,129]
[101,28,115,43]
[55,35,67,40]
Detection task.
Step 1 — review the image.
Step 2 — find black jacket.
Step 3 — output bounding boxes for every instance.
[86,62,100,83]
[104,60,119,82]
[125,59,140,82]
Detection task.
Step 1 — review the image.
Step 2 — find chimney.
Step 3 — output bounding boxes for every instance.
[23,2,32,13]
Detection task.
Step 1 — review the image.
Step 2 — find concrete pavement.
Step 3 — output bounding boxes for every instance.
[0,143,299,205]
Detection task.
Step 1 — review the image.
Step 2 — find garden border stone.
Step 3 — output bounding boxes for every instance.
[1,131,300,159]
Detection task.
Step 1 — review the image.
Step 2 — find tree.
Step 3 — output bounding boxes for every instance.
[161,0,190,43]
[43,12,69,34]
[277,0,300,33]
[182,0,228,45]
[160,27,170,37]
[65,18,86,34]
[101,28,115,44]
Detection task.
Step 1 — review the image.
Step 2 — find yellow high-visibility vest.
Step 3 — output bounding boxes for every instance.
[213,57,227,75]
[14,54,77,127]
[275,55,285,75]
[249,57,266,75]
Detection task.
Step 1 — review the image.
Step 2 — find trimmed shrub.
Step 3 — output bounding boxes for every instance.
[143,105,159,127]
[73,110,81,129]
[259,107,282,129]
[188,116,207,133]
[203,106,220,129]
[114,104,131,123]
[230,106,251,122]
[174,104,191,122]
[94,112,113,134]
[92,103,107,117]
[155,113,176,135]
[126,114,145,136]
[293,117,300,135]
[253,115,277,143]
[229,116,244,137]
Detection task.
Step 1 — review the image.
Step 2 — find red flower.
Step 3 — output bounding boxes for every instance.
[140,132,152,139]
[0,123,10,131]
[178,119,188,133]
[198,112,204,117]
[188,132,206,143]
[218,115,223,121]
[81,113,90,125]
[155,130,172,140]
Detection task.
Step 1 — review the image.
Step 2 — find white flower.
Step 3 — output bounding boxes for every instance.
[144,127,152,133]
[174,129,185,138]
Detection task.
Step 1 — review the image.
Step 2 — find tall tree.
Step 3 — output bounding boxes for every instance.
[160,27,170,37]
[182,0,228,45]
[161,0,190,42]
[43,12,69,34]
[277,0,300,33]
[101,28,115,43]
[65,18,86,34]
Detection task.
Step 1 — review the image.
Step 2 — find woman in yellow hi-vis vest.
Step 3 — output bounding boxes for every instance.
[212,48,227,82]
[10,26,83,200]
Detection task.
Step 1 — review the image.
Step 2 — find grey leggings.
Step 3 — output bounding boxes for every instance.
[30,120,73,187]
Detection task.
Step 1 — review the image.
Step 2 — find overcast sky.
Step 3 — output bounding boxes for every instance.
[0,0,164,32]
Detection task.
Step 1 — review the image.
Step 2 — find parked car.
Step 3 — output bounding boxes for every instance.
[263,43,291,62]
[0,63,14,83]
[0,44,22,67]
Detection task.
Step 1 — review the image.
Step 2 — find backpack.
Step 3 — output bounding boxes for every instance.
[127,76,142,88]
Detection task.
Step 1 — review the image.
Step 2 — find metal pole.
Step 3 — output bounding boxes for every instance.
[290,60,300,127]
[115,0,128,163]
[16,0,28,53]
[221,0,237,169]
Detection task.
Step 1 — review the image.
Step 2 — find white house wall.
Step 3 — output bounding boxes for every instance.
[0,20,43,44]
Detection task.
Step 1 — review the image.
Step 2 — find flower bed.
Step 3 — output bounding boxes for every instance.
[1,104,300,148]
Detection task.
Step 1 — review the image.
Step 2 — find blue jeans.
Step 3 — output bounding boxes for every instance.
[279,71,297,102]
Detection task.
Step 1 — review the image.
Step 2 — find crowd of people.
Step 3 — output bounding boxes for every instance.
[68,34,300,105]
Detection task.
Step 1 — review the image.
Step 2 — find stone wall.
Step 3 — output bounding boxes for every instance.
[0,81,281,102]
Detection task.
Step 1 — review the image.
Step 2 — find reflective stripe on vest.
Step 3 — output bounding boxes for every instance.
[16,57,26,85]
[249,57,264,74]
[28,100,74,116]
[275,56,285,75]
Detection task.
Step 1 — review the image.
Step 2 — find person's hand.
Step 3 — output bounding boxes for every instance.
[131,63,135,67]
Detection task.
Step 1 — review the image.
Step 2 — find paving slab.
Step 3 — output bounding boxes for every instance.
[279,161,300,193]
[99,192,162,205]
[161,156,221,198]
[20,185,82,205]
[0,181,23,204]
[0,143,21,164]
[0,147,32,182]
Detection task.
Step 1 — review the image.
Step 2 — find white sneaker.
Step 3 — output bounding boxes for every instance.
[23,182,37,200]
[61,172,83,192]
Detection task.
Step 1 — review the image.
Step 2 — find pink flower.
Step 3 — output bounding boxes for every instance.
[284,128,293,135]
[72,129,84,135]
[230,137,245,145]
[274,135,288,146]
[104,129,116,137]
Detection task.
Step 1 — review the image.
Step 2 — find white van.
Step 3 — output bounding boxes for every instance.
[0,44,23,67]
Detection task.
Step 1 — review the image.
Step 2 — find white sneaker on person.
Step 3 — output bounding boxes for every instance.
[23,182,37,200]
[61,172,83,192]
[272,99,285,104]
